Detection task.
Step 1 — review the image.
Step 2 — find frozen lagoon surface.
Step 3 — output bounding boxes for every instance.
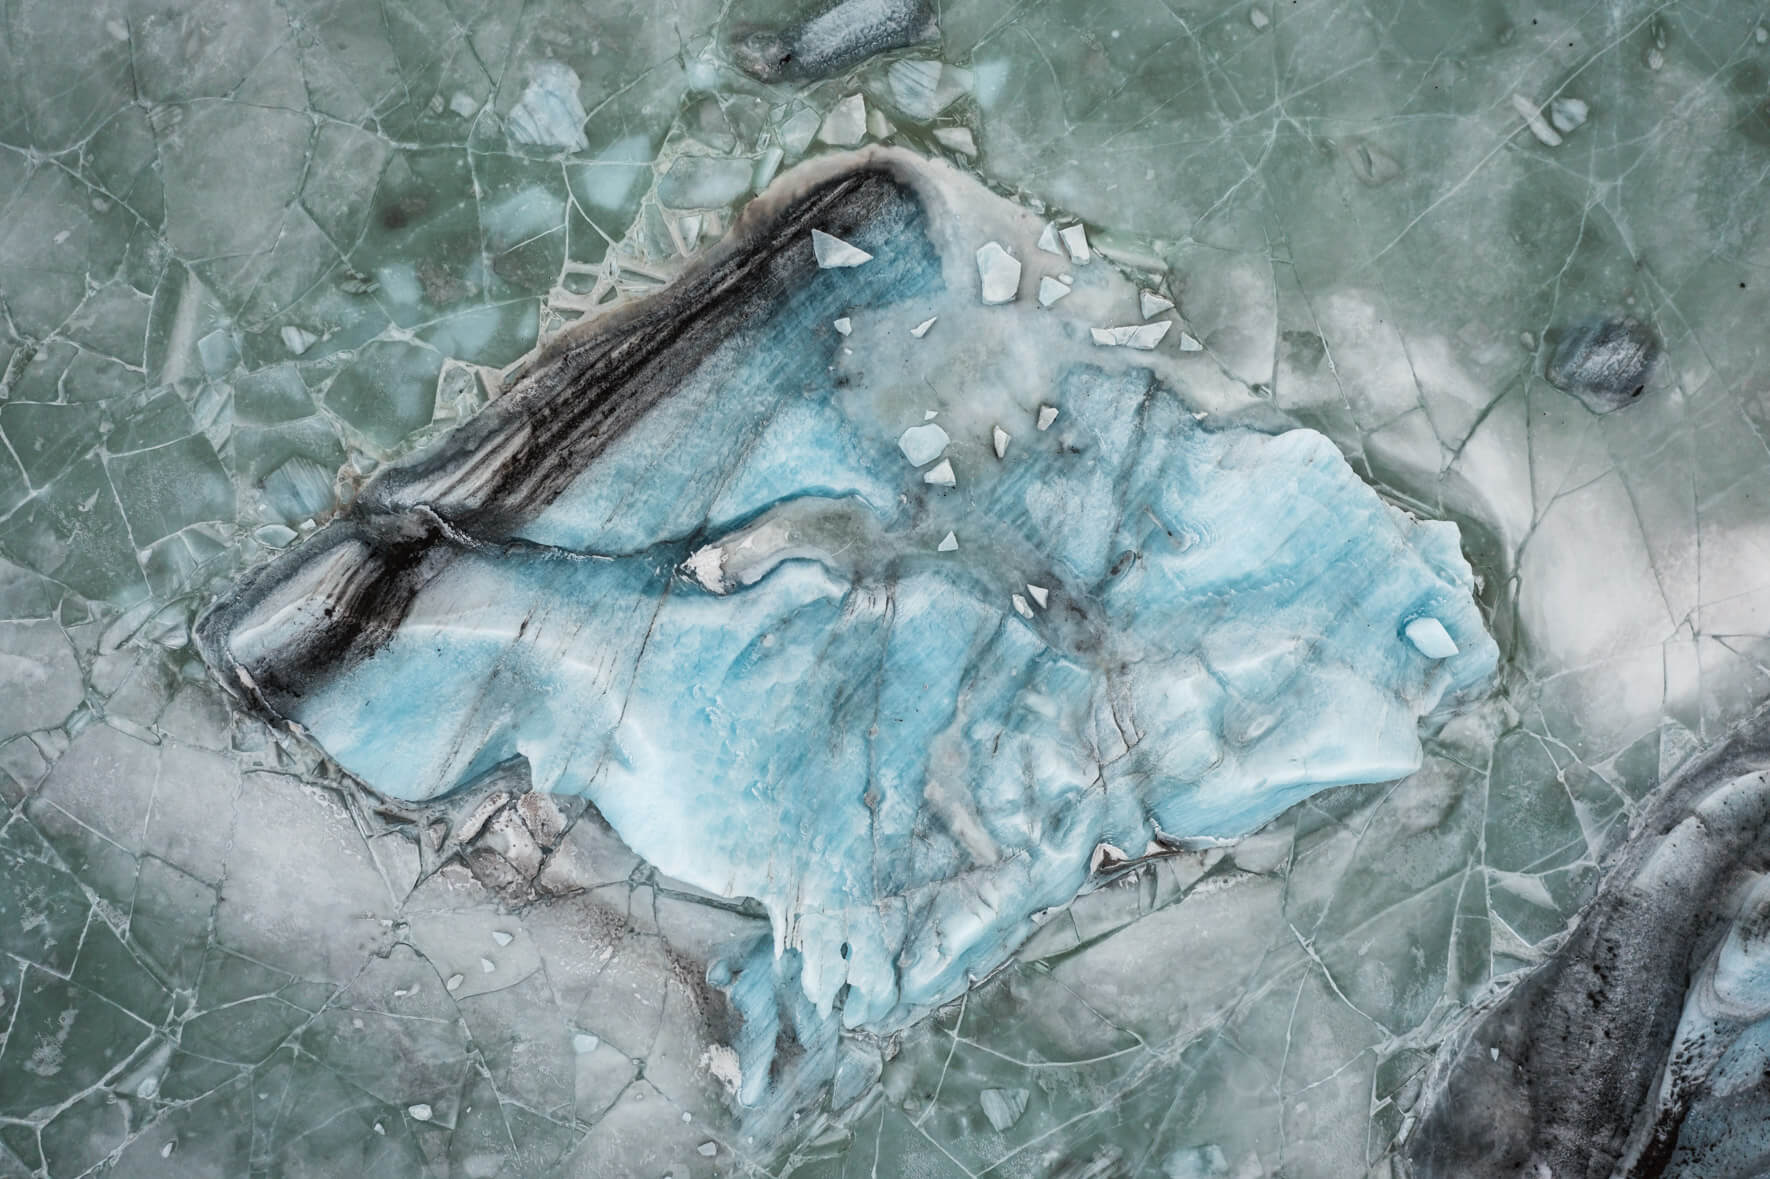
[3,0,1770,1175]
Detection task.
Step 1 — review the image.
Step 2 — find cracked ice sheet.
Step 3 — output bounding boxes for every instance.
[3,0,1770,1173]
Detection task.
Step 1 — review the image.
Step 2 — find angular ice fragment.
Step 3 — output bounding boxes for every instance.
[833,316,852,335]
[479,956,496,973]
[280,324,317,355]
[933,126,977,156]
[1059,222,1091,263]
[1038,276,1071,307]
[1091,321,1173,349]
[506,62,590,152]
[1027,584,1048,608]
[922,457,955,485]
[980,1087,1030,1131]
[1250,6,1270,29]
[1404,616,1459,659]
[1178,331,1204,352]
[1037,223,1063,255]
[408,1104,434,1122]
[992,425,1011,457]
[976,241,1021,304]
[573,1033,600,1054]
[911,315,938,337]
[1510,93,1563,147]
[1037,405,1058,430]
[818,94,868,146]
[937,531,958,551]
[1011,593,1032,618]
[811,228,873,267]
[697,1142,719,1157]
[897,422,950,465]
[887,59,969,121]
[1140,290,1175,318]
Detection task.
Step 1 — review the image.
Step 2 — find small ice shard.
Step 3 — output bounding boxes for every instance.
[897,422,950,465]
[887,59,969,121]
[1510,93,1563,147]
[1091,322,1173,349]
[1549,96,1589,133]
[1404,617,1459,659]
[572,1033,601,1054]
[922,458,955,486]
[976,241,1021,304]
[818,94,868,146]
[1545,317,1660,412]
[992,425,1010,457]
[491,930,513,946]
[933,126,977,156]
[449,92,479,118]
[408,1104,434,1122]
[1249,6,1270,30]
[867,107,894,140]
[479,956,496,973]
[255,524,298,547]
[1011,593,1033,618]
[937,531,958,551]
[1037,223,1063,255]
[1036,405,1058,430]
[1177,331,1204,352]
[280,325,317,355]
[911,315,938,337]
[811,228,873,268]
[1059,222,1091,263]
[506,62,590,152]
[445,974,464,992]
[732,0,939,82]
[923,410,938,419]
[1164,1145,1230,1178]
[833,316,852,335]
[697,1143,719,1158]
[1038,276,1071,307]
[1140,290,1175,318]
[779,107,823,154]
[1027,584,1049,608]
[980,1087,1030,1132]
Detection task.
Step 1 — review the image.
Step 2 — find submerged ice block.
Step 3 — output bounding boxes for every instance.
[197,148,1496,1105]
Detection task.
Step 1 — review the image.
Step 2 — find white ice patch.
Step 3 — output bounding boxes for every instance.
[992,425,1011,458]
[1038,276,1072,307]
[911,315,938,337]
[1140,290,1175,318]
[938,531,959,551]
[818,94,868,146]
[923,458,956,486]
[506,62,590,152]
[1059,222,1092,263]
[1037,405,1058,431]
[1405,616,1460,659]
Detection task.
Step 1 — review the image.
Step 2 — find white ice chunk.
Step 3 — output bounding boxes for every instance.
[1091,321,1173,350]
[1250,5,1270,29]
[449,92,480,118]
[445,973,464,991]
[867,107,893,140]
[1011,594,1033,619]
[491,930,513,946]
[938,531,958,552]
[1510,93,1563,147]
[898,423,951,466]
[1037,405,1058,431]
[933,126,977,156]
[408,1104,434,1122]
[818,93,868,146]
[833,316,852,335]
[1549,96,1589,133]
[992,425,1010,458]
[924,410,939,420]
[1178,331,1204,351]
[506,62,590,152]
[1140,290,1175,318]
[1058,222,1091,263]
[280,325,316,355]
[573,1033,601,1053]
[1038,276,1072,307]
[976,241,1021,304]
[1027,584,1049,608]
[479,956,496,973]
[1405,616,1460,659]
[911,316,938,337]
[1037,223,1063,255]
[923,458,956,486]
[811,229,873,268]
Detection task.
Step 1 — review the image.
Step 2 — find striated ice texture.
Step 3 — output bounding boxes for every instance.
[197,150,1495,1112]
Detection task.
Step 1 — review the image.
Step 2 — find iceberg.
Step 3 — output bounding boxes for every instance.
[196,148,1496,1114]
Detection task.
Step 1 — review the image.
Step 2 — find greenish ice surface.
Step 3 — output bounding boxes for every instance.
[1,0,1768,1175]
